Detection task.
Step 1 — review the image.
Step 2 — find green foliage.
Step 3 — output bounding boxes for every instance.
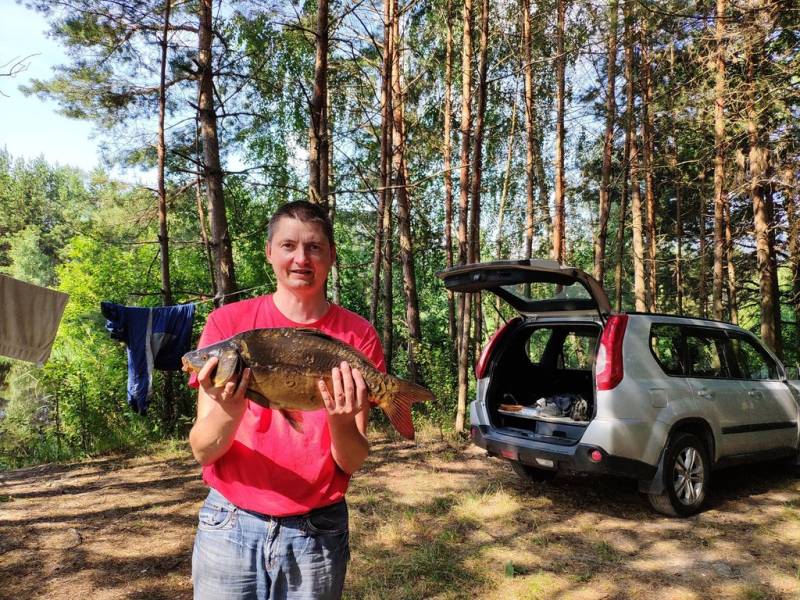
[4,0,799,470]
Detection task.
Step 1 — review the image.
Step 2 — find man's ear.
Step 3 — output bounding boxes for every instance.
[265,239,272,262]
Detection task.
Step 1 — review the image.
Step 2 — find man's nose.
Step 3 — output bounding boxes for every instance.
[294,247,312,263]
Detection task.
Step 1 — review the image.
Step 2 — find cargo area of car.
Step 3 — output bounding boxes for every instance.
[485,322,601,445]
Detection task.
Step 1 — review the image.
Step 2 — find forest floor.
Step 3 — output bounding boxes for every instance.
[2,431,800,600]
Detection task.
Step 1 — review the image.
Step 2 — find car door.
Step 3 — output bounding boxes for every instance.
[682,327,751,457]
[726,331,798,453]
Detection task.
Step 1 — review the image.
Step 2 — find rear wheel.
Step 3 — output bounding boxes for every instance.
[510,461,557,482]
[647,432,710,517]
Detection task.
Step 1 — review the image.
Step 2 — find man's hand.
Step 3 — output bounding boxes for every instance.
[317,361,370,473]
[196,356,251,419]
[317,361,367,425]
[189,357,251,466]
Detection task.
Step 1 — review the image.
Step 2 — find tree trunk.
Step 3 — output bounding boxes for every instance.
[786,164,799,345]
[327,95,340,304]
[456,0,473,434]
[521,0,536,261]
[675,177,684,314]
[746,6,780,355]
[698,199,708,317]
[615,135,630,311]
[712,0,727,320]
[470,0,489,252]
[495,99,516,316]
[496,99,517,263]
[766,184,782,358]
[443,0,456,343]
[724,195,738,324]
[157,0,173,431]
[198,0,236,302]
[391,4,422,382]
[594,0,618,284]
[157,0,172,309]
[640,17,657,312]
[382,190,393,371]
[308,0,329,210]
[553,0,566,263]
[195,121,217,299]
[468,0,489,363]
[623,0,645,311]
[668,42,683,314]
[370,0,394,328]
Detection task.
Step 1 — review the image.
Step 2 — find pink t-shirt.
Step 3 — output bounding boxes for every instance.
[193,294,385,516]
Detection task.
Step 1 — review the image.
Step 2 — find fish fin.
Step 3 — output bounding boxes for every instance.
[280,409,304,433]
[396,379,436,405]
[246,388,270,408]
[294,327,337,342]
[381,380,434,441]
[381,393,415,440]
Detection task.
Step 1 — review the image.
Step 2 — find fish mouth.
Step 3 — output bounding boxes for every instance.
[181,356,197,373]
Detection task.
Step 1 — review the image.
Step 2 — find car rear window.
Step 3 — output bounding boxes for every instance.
[525,327,597,370]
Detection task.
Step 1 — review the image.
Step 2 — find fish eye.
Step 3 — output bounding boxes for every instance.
[201,353,209,361]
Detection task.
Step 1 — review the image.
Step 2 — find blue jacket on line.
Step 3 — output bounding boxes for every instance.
[100,302,196,414]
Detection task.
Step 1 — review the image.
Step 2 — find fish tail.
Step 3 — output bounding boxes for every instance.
[380,379,435,441]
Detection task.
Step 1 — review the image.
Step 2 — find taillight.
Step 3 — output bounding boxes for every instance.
[475,317,521,379]
[595,314,628,391]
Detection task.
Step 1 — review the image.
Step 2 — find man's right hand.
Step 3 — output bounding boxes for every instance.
[189,357,251,465]
[197,356,251,417]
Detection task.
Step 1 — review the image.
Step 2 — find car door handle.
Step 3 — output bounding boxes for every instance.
[747,390,763,398]
[696,389,713,399]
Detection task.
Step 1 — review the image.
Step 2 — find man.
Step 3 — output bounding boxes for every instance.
[189,201,384,599]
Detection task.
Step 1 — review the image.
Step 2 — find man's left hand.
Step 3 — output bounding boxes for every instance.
[318,361,367,425]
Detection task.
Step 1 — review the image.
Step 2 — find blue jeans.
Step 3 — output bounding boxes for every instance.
[192,488,350,600]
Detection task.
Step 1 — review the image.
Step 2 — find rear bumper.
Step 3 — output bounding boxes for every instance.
[470,425,656,481]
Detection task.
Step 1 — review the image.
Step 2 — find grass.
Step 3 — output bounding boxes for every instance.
[592,540,624,564]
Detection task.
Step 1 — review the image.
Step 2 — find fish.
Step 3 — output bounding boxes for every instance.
[181,327,434,440]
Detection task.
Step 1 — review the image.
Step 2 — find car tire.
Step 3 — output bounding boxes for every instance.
[510,461,557,482]
[647,432,710,517]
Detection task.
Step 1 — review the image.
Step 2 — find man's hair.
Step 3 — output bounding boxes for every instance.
[266,201,334,248]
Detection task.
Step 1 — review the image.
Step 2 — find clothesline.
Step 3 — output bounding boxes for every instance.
[193,283,271,306]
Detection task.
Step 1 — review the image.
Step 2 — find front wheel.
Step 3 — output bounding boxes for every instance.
[510,461,557,482]
[647,432,710,517]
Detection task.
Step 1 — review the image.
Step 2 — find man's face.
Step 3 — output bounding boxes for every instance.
[265,217,334,296]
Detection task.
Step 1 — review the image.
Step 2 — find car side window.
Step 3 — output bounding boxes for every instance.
[649,324,684,376]
[729,334,779,380]
[685,330,729,378]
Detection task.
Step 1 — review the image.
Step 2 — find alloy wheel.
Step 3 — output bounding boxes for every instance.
[673,446,704,505]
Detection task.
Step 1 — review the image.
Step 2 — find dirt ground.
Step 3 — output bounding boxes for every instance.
[2,433,800,600]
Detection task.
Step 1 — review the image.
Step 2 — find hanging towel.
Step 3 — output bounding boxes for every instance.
[100,302,195,414]
[0,274,69,366]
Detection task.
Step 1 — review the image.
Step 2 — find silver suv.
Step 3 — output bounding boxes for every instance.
[439,259,800,516]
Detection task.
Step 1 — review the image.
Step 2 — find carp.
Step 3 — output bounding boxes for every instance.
[181,327,433,440]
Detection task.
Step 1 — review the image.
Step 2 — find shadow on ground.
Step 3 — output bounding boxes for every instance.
[1,437,799,599]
